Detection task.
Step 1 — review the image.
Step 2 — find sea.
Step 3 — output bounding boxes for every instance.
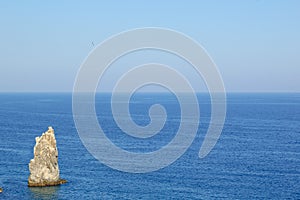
[0,93,299,199]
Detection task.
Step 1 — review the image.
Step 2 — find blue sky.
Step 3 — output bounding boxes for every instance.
[0,1,299,92]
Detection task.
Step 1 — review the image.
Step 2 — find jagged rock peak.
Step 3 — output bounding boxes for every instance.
[28,127,66,187]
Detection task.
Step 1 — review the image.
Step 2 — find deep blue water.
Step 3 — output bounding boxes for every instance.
[0,93,299,199]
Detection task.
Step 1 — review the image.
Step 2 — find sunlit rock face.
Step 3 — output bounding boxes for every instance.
[28,127,66,187]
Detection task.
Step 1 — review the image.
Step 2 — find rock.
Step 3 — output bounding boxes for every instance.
[28,127,66,187]
[0,187,2,193]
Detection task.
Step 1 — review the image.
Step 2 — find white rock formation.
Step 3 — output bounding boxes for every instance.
[28,127,66,187]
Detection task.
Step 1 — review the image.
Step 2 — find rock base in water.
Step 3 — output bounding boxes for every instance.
[28,179,67,187]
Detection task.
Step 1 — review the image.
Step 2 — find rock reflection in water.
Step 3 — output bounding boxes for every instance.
[29,186,60,200]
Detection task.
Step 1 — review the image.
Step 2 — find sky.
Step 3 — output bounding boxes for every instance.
[0,0,299,92]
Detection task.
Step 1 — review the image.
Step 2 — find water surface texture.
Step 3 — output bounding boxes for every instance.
[0,93,299,199]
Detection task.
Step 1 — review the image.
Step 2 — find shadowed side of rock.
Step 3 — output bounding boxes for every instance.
[28,127,67,187]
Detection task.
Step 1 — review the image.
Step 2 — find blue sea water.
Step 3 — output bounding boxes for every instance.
[0,93,299,199]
